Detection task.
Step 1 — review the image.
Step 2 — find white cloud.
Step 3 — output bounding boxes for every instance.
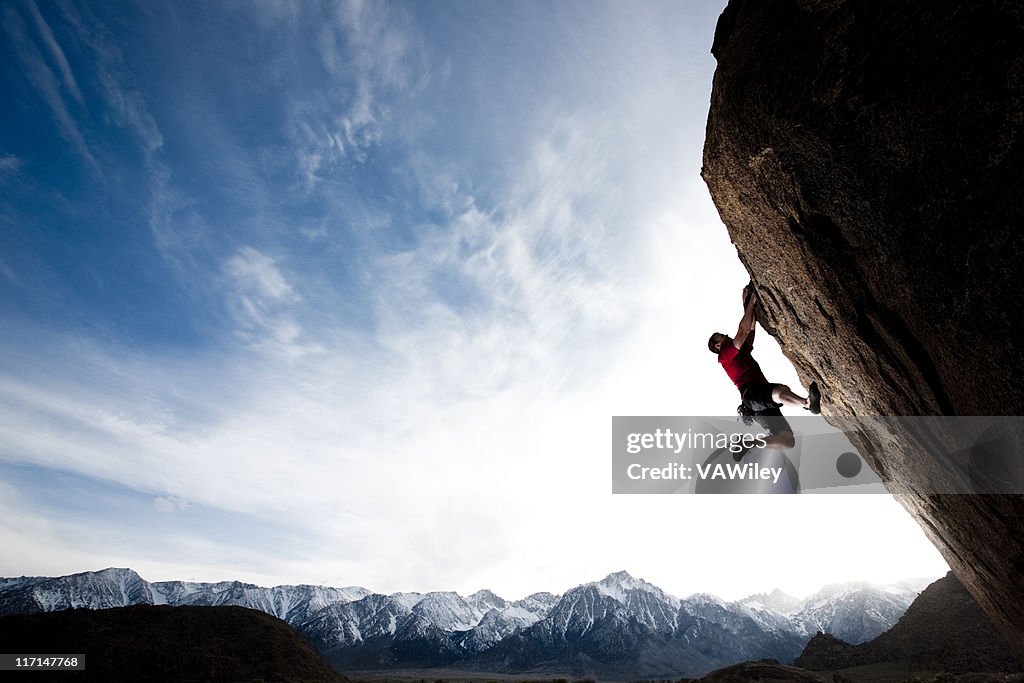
[288,0,420,186]
[349,113,643,417]
[154,496,190,513]
[0,154,20,177]
[222,247,321,358]
[225,247,297,304]
[331,0,415,91]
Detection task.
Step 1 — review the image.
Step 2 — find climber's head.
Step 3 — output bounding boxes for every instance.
[708,332,728,354]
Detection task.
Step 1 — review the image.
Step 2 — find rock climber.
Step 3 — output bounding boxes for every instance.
[708,283,821,449]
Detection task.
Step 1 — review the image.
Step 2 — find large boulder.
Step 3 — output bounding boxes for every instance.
[702,0,1024,654]
[795,572,1022,672]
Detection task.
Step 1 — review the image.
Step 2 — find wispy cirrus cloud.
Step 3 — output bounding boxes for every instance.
[1,3,97,171]
[362,117,635,407]
[48,1,159,138]
[26,0,83,105]
[222,247,321,358]
[289,0,422,187]
[54,3,165,175]
[225,247,297,305]
[154,495,190,513]
[0,154,20,178]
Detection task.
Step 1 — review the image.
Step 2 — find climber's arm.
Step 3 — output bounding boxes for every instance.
[732,290,758,350]
[742,283,756,349]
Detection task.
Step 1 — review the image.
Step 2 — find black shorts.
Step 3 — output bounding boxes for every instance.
[741,382,782,411]
[741,382,792,437]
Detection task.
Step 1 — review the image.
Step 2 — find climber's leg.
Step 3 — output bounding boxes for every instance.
[772,385,808,408]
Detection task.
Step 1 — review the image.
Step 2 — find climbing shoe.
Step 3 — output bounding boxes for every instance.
[808,381,822,414]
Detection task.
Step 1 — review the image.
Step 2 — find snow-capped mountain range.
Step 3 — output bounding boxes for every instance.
[0,568,932,678]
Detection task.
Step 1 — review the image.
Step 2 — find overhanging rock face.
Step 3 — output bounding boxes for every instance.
[702,0,1024,654]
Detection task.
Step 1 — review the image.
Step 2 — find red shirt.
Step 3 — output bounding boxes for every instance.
[718,341,768,392]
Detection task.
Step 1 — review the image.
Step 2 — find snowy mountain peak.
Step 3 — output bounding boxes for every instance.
[594,570,675,603]
[411,591,483,632]
[389,591,425,610]
[296,584,371,603]
[813,580,871,595]
[469,589,507,612]
[2,566,151,614]
[512,592,560,613]
[682,592,726,606]
[601,569,635,583]
[94,566,137,576]
[741,588,802,614]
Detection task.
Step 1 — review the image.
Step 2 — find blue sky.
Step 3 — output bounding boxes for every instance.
[0,0,947,598]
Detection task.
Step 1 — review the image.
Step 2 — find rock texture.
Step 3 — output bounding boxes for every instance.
[795,572,1023,673]
[702,0,1024,654]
